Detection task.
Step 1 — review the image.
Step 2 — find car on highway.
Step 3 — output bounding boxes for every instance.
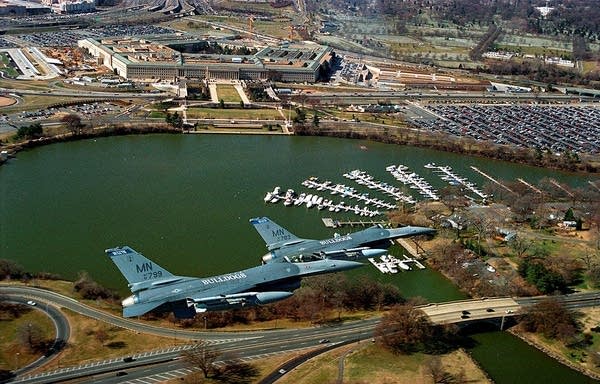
[461,310,470,315]
[318,339,330,344]
[486,308,495,312]
[460,314,470,319]
[278,369,286,374]
[26,300,36,306]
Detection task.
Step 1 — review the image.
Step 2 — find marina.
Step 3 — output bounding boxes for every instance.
[425,163,488,200]
[263,185,383,217]
[343,169,416,204]
[368,254,426,274]
[386,164,440,200]
[321,217,388,228]
[303,176,398,209]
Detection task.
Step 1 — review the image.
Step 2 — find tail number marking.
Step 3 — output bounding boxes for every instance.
[136,262,162,280]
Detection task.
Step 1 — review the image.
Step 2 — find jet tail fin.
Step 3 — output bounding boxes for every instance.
[249,217,303,250]
[106,246,174,288]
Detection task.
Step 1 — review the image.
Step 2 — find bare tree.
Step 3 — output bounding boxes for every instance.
[17,323,45,352]
[508,235,533,258]
[182,340,221,378]
[61,113,85,135]
[374,304,432,354]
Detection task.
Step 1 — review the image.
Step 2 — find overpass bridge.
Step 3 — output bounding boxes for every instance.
[419,292,600,326]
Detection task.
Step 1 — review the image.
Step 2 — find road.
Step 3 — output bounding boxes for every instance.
[3,295,70,377]
[4,285,600,383]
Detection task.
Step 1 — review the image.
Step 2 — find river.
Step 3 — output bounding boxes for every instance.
[0,134,596,383]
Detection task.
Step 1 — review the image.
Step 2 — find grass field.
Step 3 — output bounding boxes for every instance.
[216,85,242,103]
[0,52,20,78]
[278,343,490,384]
[186,107,287,120]
[0,306,55,371]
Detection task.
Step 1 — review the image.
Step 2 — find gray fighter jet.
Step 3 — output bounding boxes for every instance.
[106,246,363,318]
[250,217,435,264]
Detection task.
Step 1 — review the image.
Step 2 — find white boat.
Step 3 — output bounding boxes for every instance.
[264,192,273,202]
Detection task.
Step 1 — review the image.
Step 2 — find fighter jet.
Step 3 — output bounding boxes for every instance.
[106,245,363,318]
[250,217,435,264]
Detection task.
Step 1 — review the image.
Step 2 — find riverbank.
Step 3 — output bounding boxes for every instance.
[2,120,599,173]
[295,121,600,174]
[508,328,600,381]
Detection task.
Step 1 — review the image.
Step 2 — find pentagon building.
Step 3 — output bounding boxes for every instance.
[78,37,334,83]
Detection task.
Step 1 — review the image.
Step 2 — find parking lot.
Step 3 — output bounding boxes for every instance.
[409,104,600,154]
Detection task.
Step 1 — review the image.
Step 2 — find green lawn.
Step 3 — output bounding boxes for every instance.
[186,107,288,120]
[216,85,242,103]
[0,53,19,78]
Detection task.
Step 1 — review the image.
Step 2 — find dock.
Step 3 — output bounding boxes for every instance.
[549,179,574,197]
[589,180,600,192]
[387,164,439,201]
[470,166,513,194]
[343,169,416,204]
[322,218,387,228]
[517,178,542,194]
[426,163,487,200]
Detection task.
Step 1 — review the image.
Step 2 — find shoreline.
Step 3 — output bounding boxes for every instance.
[0,121,598,174]
[508,328,600,381]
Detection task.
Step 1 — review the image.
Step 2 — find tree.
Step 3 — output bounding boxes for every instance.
[17,322,46,352]
[508,235,533,258]
[15,123,43,140]
[312,111,320,127]
[166,111,183,129]
[219,98,225,108]
[95,329,108,345]
[182,340,220,378]
[519,298,579,343]
[61,113,84,135]
[374,304,433,354]
[293,108,306,123]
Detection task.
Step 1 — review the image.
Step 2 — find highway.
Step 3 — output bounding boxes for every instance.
[3,285,600,383]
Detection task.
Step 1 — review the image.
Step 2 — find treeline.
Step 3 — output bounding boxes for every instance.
[0,259,61,282]
[293,122,599,174]
[482,60,600,88]
[165,274,404,328]
[74,272,119,301]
